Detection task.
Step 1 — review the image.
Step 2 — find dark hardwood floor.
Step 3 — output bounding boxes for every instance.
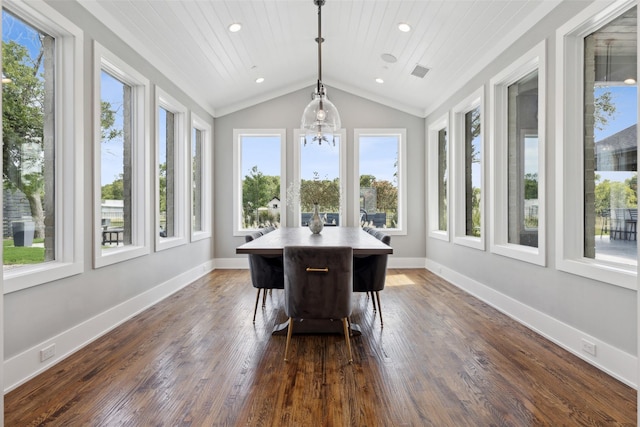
[5,269,636,426]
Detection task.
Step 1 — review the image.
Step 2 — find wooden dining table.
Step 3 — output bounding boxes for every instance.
[236,227,393,335]
[235,226,393,256]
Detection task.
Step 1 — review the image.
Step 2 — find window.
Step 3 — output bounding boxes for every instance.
[354,129,406,234]
[233,129,286,234]
[156,88,187,250]
[428,115,449,240]
[556,0,637,289]
[292,130,346,227]
[490,41,546,265]
[94,42,150,268]
[2,1,83,293]
[191,114,211,241]
[453,89,484,249]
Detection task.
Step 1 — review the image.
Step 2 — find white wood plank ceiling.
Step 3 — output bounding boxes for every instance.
[80,0,564,118]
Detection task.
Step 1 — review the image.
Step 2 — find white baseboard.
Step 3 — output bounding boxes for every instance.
[215,257,249,269]
[425,259,637,389]
[215,257,424,270]
[4,260,215,393]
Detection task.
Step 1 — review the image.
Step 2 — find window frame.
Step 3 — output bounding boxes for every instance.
[93,42,151,268]
[190,113,212,242]
[452,88,485,250]
[155,87,188,251]
[489,41,546,266]
[3,0,84,293]
[232,129,286,235]
[292,129,347,227]
[353,128,407,235]
[427,114,450,241]
[556,0,637,289]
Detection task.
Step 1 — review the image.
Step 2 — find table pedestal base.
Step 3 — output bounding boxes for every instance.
[272,318,362,336]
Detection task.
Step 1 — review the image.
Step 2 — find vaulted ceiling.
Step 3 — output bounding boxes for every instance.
[80,0,564,118]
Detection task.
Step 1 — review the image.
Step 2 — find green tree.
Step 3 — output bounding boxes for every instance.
[360,174,376,188]
[2,40,47,237]
[300,172,339,212]
[101,175,124,200]
[594,90,617,131]
[242,166,276,226]
[372,180,397,213]
[524,173,538,200]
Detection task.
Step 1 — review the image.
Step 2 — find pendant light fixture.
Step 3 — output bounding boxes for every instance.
[301,0,341,145]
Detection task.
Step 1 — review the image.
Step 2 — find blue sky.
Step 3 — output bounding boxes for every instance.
[241,134,399,184]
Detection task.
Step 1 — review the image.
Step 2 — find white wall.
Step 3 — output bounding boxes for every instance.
[425,1,637,387]
[213,86,427,266]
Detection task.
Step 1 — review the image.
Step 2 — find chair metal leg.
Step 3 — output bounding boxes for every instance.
[375,291,383,327]
[284,317,293,362]
[342,318,353,364]
[262,288,268,307]
[253,289,261,323]
[371,291,377,312]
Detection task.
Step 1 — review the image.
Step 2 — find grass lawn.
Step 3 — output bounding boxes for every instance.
[3,238,45,265]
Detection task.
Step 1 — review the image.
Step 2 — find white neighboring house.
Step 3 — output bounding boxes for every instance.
[101,199,124,224]
[267,197,280,218]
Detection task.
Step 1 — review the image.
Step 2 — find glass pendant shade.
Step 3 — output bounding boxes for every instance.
[301,89,341,142]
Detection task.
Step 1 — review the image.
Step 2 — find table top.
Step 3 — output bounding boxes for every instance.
[236,227,393,256]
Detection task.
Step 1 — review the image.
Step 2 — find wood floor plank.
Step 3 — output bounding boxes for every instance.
[5,269,636,426]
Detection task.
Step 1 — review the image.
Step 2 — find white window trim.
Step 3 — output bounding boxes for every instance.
[427,114,450,241]
[353,128,407,235]
[452,88,485,250]
[489,41,546,266]
[155,87,188,251]
[190,113,212,242]
[232,129,287,235]
[4,0,84,293]
[292,129,347,227]
[556,0,637,290]
[93,42,151,268]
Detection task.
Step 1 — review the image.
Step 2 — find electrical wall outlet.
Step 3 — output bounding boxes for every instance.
[581,339,597,356]
[40,344,56,362]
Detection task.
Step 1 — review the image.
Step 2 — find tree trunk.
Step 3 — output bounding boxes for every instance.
[26,192,45,239]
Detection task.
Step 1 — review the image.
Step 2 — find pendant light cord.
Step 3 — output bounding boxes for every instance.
[316,0,324,93]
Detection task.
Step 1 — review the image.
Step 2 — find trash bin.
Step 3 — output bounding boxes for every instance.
[12,220,35,247]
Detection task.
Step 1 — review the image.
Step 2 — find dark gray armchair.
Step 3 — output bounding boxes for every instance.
[245,230,284,323]
[353,232,390,326]
[283,246,353,363]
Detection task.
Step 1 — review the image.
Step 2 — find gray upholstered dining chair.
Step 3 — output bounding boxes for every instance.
[245,231,284,323]
[353,232,390,326]
[283,246,353,363]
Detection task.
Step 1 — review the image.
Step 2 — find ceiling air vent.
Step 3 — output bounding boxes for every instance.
[411,64,430,78]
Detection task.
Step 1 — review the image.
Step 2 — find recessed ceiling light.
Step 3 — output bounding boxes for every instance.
[228,23,242,32]
[375,78,384,84]
[398,23,411,33]
[255,77,265,83]
[381,53,397,63]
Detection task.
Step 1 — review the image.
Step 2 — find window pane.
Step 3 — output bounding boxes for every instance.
[508,70,539,248]
[437,128,448,231]
[2,10,55,268]
[192,128,203,233]
[158,108,175,238]
[465,108,481,237]
[240,135,281,229]
[300,136,341,226]
[359,135,399,229]
[100,71,132,249]
[584,7,637,265]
